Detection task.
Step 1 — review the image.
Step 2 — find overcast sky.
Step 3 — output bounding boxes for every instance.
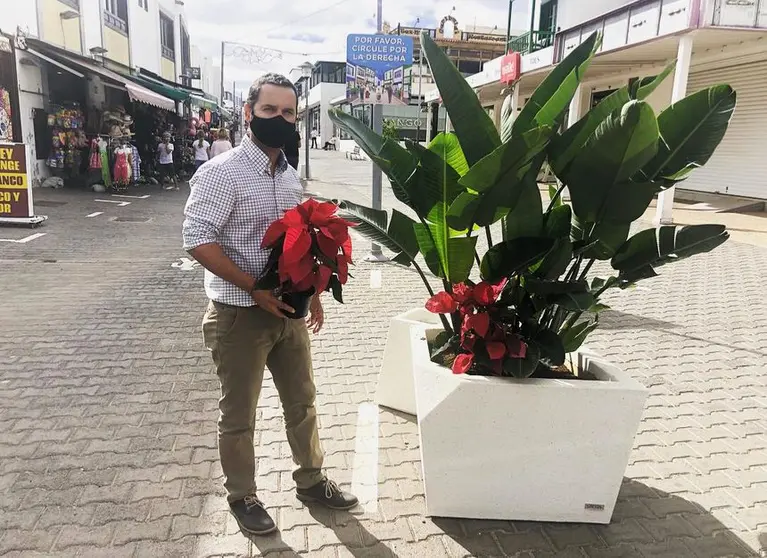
[183,0,529,97]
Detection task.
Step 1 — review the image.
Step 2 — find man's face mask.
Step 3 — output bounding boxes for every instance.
[250,115,295,149]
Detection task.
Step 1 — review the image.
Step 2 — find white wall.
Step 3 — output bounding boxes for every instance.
[319,82,346,145]
[14,53,49,187]
[81,0,103,55]
[128,0,160,73]
[555,0,633,31]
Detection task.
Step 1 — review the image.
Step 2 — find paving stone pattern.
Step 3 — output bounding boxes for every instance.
[0,151,765,557]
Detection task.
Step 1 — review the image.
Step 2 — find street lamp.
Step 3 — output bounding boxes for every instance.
[300,61,313,181]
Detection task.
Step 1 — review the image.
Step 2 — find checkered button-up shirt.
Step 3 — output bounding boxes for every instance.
[182,135,302,307]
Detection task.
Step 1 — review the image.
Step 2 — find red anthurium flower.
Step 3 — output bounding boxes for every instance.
[452,353,473,375]
[316,232,340,261]
[283,227,312,265]
[473,279,507,306]
[506,334,528,359]
[425,292,459,314]
[314,264,333,293]
[288,254,315,285]
[463,311,490,338]
[452,283,474,304]
[261,221,287,249]
[486,341,507,361]
[311,201,339,226]
[336,254,349,284]
[341,237,353,264]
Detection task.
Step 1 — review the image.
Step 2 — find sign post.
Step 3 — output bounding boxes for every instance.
[345,31,413,260]
[0,143,46,226]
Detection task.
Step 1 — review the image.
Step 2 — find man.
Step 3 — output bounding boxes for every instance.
[310,127,318,149]
[157,132,176,190]
[182,73,358,537]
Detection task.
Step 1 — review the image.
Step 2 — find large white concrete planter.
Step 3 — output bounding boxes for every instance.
[412,329,648,524]
[375,309,442,416]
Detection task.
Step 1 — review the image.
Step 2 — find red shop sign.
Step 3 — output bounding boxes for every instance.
[501,52,521,84]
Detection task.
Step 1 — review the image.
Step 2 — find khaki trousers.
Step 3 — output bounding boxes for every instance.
[202,301,324,502]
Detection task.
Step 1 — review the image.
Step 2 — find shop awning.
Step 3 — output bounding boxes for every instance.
[190,94,217,111]
[22,39,176,112]
[125,83,175,111]
[128,75,189,102]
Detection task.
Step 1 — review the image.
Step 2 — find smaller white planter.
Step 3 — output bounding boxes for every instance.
[375,309,442,416]
[413,329,648,524]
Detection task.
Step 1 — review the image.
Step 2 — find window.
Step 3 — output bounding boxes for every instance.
[160,12,175,60]
[104,0,128,34]
[138,0,148,11]
[61,0,80,9]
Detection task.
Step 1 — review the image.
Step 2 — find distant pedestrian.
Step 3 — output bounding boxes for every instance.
[158,132,177,190]
[182,73,358,538]
[210,128,233,159]
[193,130,211,172]
[310,127,318,149]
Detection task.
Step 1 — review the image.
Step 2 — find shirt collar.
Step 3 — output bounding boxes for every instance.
[242,135,288,176]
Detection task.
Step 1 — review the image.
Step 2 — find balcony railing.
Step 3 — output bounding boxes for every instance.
[711,0,767,27]
[103,11,128,36]
[507,30,555,56]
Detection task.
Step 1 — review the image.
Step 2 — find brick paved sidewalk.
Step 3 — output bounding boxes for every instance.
[0,164,765,557]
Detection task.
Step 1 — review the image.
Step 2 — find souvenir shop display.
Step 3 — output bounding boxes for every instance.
[0,87,13,141]
[112,140,133,192]
[45,103,88,177]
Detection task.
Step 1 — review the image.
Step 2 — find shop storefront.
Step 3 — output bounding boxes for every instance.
[0,35,22,144]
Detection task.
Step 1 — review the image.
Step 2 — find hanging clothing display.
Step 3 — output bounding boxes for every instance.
[130,145,141,182]
[99,138,111,189]
[0,87,13,141]
[89,138,101,169]
[113,145,131,189]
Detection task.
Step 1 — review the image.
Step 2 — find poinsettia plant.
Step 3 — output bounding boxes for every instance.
[259,198,355,303]
[330,30,735,378]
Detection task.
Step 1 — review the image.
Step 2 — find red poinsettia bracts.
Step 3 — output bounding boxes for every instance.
[425,280,528,375]
[261,199,355,295]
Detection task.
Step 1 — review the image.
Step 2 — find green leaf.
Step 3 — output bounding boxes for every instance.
[611,224,730,276]
[535,329,566,366]
[549,63,674,175]
[566,101,660,222]
[480,237,555,282]
[414,221,477,283]
[588,303,610,313]
[337,201,419,263]
[543,204,572,239]
[446,191,481,231]
[503,178,543,242]
[459,126,553,194]
[328,275,344,304]
[413,223,443,277]
[503,342,542,378]
[407,140,464,214]
[549,292,596,311]
[547,184,563,208]
[420,31,500,166]
[428,133,470,177]
[643,85,737,180]
[534,238,572,280]
[571,218,631,261]
[524,278,588,296]
[561,318,599,353]
[387,210,420,266]
[512,32,599,135]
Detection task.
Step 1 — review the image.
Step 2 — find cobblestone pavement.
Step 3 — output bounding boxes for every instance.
[0,151,765,557]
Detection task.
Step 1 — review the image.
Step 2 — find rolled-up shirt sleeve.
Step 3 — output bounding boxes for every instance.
[182,164,235,250]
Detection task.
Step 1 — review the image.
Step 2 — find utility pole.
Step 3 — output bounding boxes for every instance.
[367,0,386,261]
[220,42,225,107]
[506,0,515,49]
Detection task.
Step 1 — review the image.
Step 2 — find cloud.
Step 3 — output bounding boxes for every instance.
[183,0,515,96]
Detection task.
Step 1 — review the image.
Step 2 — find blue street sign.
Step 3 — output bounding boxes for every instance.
[346,33,414,106]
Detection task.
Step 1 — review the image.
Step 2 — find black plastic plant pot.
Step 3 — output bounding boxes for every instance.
[281,288,316,320]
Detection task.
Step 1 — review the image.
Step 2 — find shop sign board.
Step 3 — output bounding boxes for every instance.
[186,66,201,80]
[0,143,34,219]
[501,52,521,84]
[346,33,413,106]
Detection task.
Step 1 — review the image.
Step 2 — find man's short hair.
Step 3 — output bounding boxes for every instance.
[247,73,298,109]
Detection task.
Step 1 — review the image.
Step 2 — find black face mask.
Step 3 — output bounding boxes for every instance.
[250,115,295,149]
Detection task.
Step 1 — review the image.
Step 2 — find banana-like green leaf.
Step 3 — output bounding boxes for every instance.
[642,85,737,180]
[480,237,555,282]
[503,178,543,241]
[503,343,541,378]
[406,140,464,214]
[413,223,443,277]
[560,318,599,353]
[533,238,572,280]
[459,126,553,194]
[571,219,631,261]
[414,221,477,282]
[429,133,470,177]
[512,32,599,136]
[611,224,730,275]
[446,191,481,231]
[548,292,596,311]
[524,278,588,296]
[550,64,674,175]
[337,201,420,264]
[566,101,660,222]
[547,184,563,208]
[543,204,572,239]
[535,328,566,366]
[420,31,500,166]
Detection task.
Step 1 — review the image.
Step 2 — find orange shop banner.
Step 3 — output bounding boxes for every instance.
[0,143,33,220]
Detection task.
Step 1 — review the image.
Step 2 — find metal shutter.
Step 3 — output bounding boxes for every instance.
[684,60,767,199]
